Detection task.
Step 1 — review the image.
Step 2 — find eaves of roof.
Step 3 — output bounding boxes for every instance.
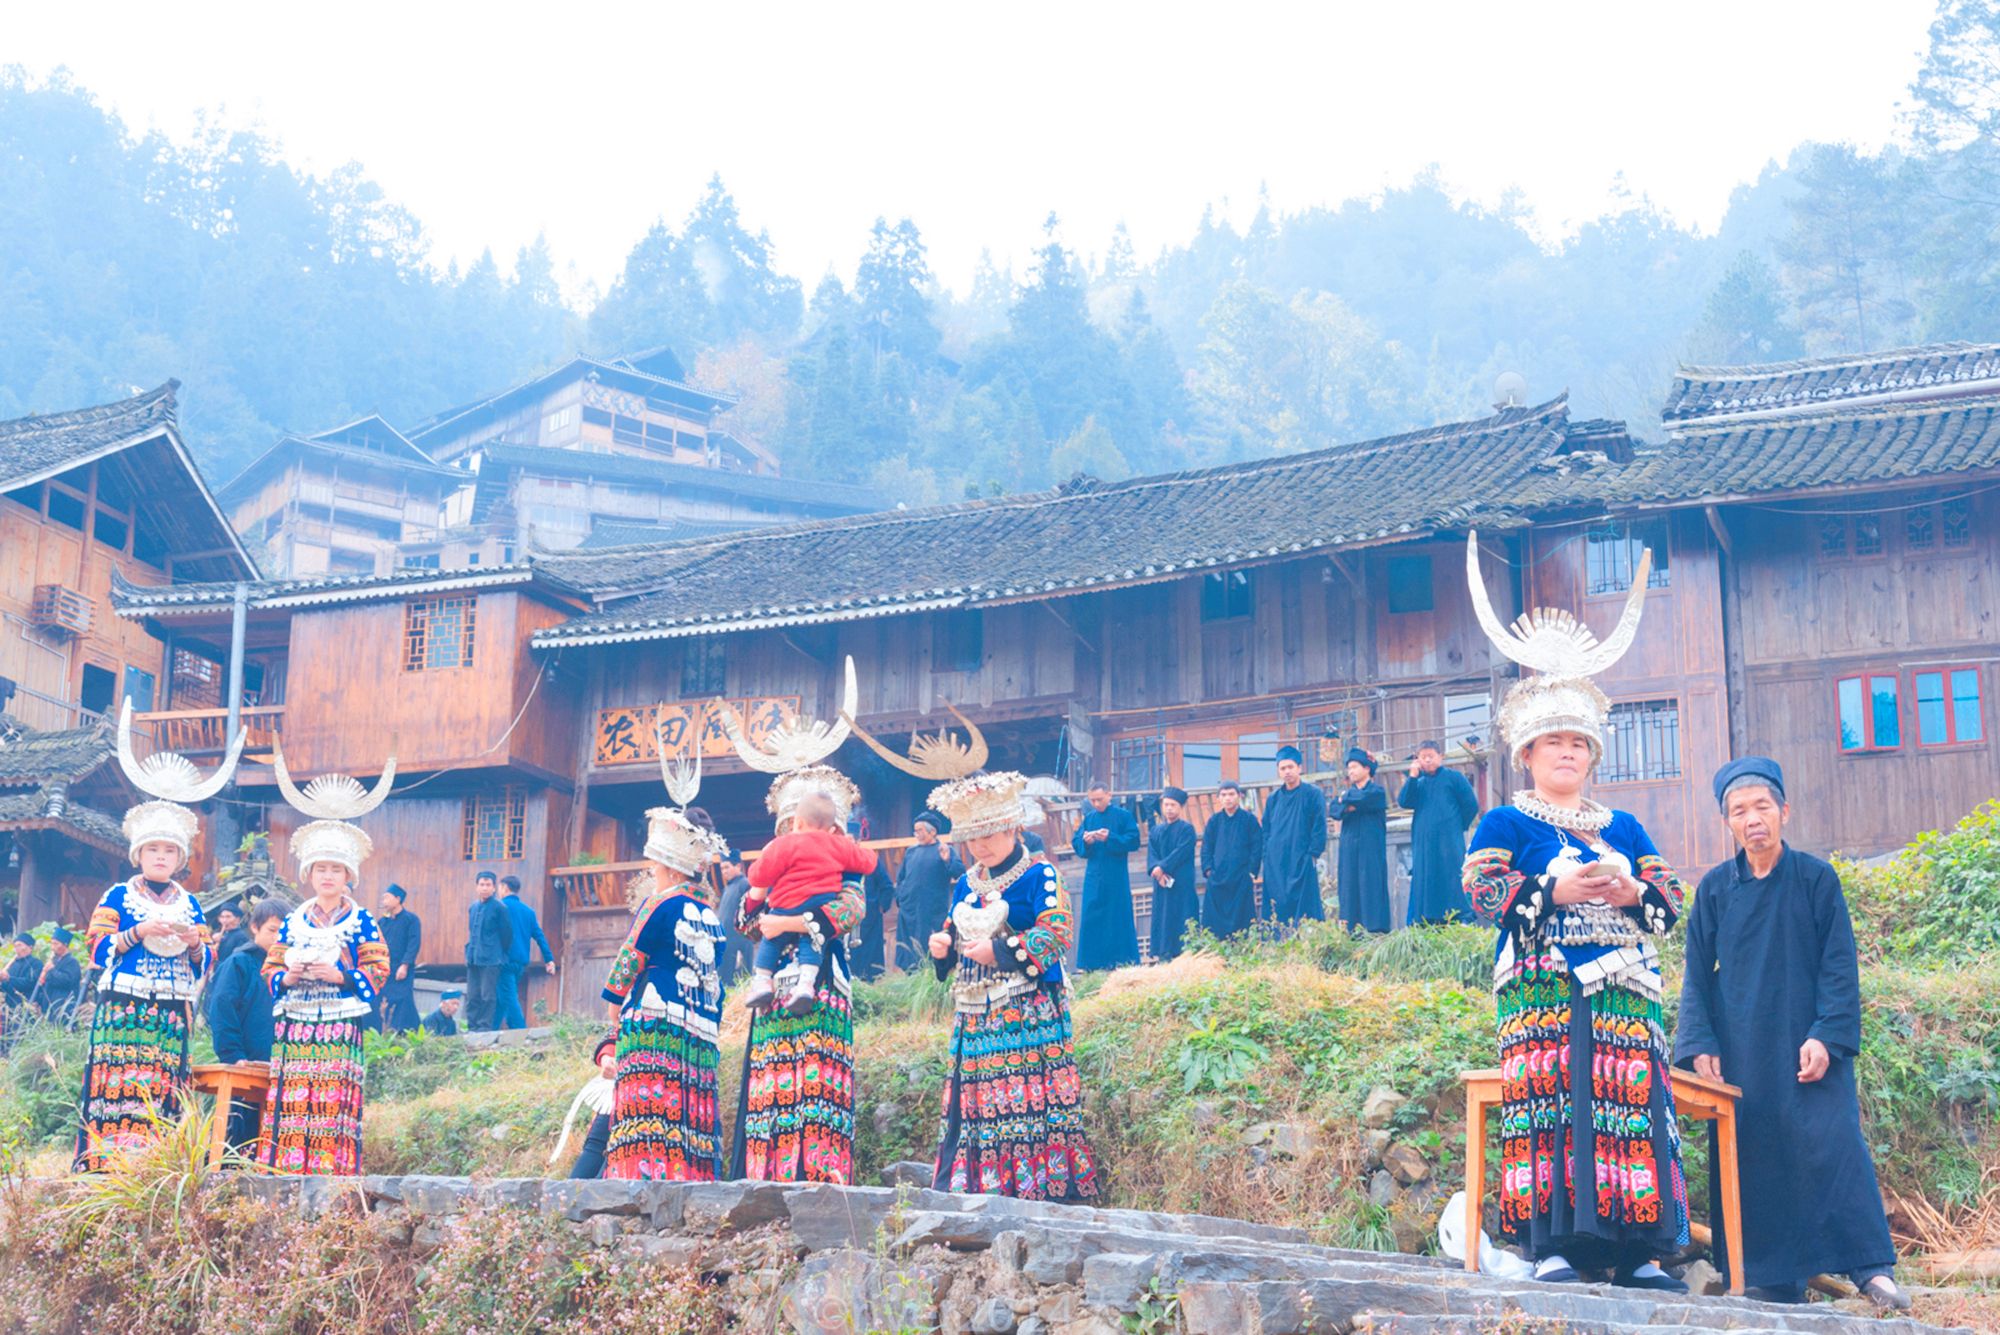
[476,442,884,509]
[111,564,556,618]
[219,433,463,502]
[407,356,738,447]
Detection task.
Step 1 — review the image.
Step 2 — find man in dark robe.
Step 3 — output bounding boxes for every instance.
[3,935,39,1009]
[849,816,891,982]
[1398,740,1480,926]
[1200,780,1263,937]
[1146,786,1198,962]
[31,928,82,1024]
[716,858,755,988]
[376,885,423,1032]
[423,991,463,1037]
[894,810,961,972]
[1333,747,1390,931]
[1673,757,1910,1311]
[1071,782,1141,970]
[1261,746,1328,922]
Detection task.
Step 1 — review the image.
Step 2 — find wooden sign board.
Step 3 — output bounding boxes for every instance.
[593,697,803,766]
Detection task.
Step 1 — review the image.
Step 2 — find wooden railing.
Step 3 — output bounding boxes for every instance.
[133,705,285,755]
[551,861,653,911]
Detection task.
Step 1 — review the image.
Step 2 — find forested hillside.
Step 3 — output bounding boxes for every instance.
[8,1,2000,500]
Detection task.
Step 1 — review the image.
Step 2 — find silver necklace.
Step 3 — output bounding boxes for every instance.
[1513,790,1614,835]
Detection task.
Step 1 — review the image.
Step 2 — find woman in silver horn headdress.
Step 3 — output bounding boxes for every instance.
[257,739,394,1175]
[72,702,244,1170]
[1460,534,1691,1290]
[724,659,869,1185]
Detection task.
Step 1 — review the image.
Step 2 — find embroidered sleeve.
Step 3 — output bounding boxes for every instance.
[348,915,390,1000]
[1464,844,1554,935]
[85,893,125,970]
[1633,853,1684,935]
[264,920,292,999]
[602,902,653,1005]
[593,1030,618,1067]
[992,867,1073,979]
[805,876,866,937]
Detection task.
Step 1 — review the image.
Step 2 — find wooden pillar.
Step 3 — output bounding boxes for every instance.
[16,835,58,930]
[1710,506,1750,758]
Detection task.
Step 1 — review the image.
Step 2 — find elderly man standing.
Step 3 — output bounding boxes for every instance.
[894,809,961,972]
[1673,758,1910,1311]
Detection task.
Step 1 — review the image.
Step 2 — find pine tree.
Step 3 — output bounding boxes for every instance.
[1684,252,1805,365]
[854,218,943,364]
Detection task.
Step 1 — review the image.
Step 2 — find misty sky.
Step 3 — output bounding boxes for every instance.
[5,1,1937,299]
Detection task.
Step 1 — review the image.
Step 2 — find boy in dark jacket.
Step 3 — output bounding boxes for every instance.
[209,900,286,1153]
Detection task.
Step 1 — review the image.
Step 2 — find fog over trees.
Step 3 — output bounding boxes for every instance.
[9,3,2000,502]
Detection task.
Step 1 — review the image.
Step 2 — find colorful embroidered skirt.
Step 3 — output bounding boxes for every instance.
[606,1011,721,1181]
[74,994,191,1171]
[935,985,1098,1202]
[259,1015,368,1176]
[1494,962,1688,1262]
[734,983,854,1184]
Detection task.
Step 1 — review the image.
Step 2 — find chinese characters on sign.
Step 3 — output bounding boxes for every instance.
[594,698,803,766]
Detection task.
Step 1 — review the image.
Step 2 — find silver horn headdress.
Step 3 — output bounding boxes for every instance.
[1466,530,1651,767]
[117,697,246,804]
[841,700,988,781]
[718,655,857,774]
[272,734,398,820]
[658,702,707,808]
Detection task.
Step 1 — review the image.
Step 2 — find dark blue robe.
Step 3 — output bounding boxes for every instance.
[1673,846,1896,1289]
[1200,807,1263,938]
[1261,781,1328,922]
[1146,818,1198,962]
[1334,781,1390,932]
[1071,805,1140,970]
[1399,768,1480,925]
[377,908,423,1031]
[894,841,963,971]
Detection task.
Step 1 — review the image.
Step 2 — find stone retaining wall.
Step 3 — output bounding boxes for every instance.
[233,1174,1969,1335]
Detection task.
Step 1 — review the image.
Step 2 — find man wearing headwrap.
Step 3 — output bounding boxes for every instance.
[375,884,423,1033]
[1146,787,1198,963]
[423,990,463,1037]
[1200,780,1262,938]
[894,809,962,972]
[1399,741,1480,925]
[1673,758,1910,1311]
[1334,747,1391,932]
[1260,746,1327,922]
[3,934,39,1009]
[31,928,81,1023]
[1071,783,1142,969]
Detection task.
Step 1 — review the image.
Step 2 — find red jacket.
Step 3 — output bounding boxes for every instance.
[748,827,879,911]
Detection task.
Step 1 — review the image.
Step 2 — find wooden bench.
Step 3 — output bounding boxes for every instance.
[1460,1065,1744,1294]
[190,1061,272,1169]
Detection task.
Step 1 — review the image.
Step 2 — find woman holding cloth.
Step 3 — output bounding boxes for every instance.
[927,771,1098,1202]
[1460,532,1690,1290]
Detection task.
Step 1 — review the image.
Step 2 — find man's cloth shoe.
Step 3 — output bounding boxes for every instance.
[1614,1263,1688,1292]
[1862,1276,1912,1311]
[1533,1258,1581,1285]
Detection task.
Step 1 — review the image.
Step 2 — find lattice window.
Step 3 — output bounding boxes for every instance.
[463,787,527,861]
[1819,516,1846,556]
[1906,491,1936,551]
[404,596,477,671]
[1599,698,1680,784]
[1111,737,1164,793]
[681,637,728,696]
[1854,514,1884,556]
[1943,495,1973,548]
[1585,520,1670,595]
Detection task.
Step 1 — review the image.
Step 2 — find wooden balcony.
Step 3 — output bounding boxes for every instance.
[132,705,285,756]
[30,584,91,638]
[551,861,652,912]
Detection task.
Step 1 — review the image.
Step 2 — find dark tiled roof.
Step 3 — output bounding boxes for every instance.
[111,564,544,616]
[578,518,761,549]
[477,443,884,511]
[1664,343,2000,424]
[406,355,736,445]
[531,397,1584,645]
[0,790,125,855]
[1605,392,2000,503]
[0,720,112,784]
[0,382,180,488]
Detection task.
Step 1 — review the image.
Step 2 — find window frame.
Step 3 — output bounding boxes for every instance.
[1200,570,1254,622]
[1836,672,1903,753]
[1385,555,1435,614]
[462,786,528,862]
[932,608,984,674]
[403,595,478,672]
[1596,696,1683,785]
[1912,664,1986,748]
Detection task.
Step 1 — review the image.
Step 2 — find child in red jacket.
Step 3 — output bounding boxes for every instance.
[742,791,878,1015]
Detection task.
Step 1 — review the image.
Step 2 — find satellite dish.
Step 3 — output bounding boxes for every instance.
[1492,372,1527,410]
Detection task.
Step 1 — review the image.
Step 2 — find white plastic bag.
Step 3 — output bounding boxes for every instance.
[1438,1190,1534,1281]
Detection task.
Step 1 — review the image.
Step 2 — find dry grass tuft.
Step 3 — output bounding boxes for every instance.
[1089,951,1228,1002]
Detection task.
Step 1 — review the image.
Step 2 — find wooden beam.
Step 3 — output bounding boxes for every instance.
[1329,551,1365,593]
[1704,504,1734,559]
[1039,600,1098,655]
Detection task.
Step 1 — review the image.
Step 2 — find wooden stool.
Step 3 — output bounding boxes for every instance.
[190,1061,272,1169]
[1460,1065,1744,1294]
